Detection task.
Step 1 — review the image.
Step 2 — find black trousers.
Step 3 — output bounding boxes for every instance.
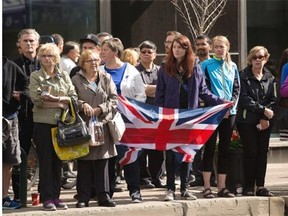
[203,115,235,174]
[108,156,118,198]
[124,159,141,195]
[236,122,271,190]
[138,149,164,183]
[33,123,62,203]
[165,150,191,192]
[77,159,110,202]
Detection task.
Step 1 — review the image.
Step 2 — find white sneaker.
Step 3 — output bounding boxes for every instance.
[164,190,175,201]
[181,190,197,200]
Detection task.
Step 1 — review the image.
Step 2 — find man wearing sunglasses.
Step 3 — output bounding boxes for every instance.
[136,41,166,189]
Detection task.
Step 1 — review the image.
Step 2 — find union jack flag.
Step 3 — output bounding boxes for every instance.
[117,95,232,165]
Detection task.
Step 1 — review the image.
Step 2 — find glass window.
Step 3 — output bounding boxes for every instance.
[3,0,100,59]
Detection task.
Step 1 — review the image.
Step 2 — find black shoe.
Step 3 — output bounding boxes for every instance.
[152,180,166,188]
[256,188,274,197]
[98,199,116,207]
[75,201,89,208]
[131,191,142,203]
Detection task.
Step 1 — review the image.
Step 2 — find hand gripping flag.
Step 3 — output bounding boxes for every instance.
[116,95,232,165]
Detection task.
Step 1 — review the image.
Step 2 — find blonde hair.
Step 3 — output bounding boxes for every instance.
[247,46,270,66]
[121,48,139,66]
[37,43,60,64]
[78,50,100,68]
[212,35,232,68]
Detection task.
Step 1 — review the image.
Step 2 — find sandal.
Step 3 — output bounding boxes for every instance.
[256,188,274,197]
[217,188,235,198]
[202,188,214,198]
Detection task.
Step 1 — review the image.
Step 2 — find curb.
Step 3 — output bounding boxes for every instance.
[3,197,286,216]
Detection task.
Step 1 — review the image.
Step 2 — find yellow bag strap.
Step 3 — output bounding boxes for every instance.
[60,98,77,124]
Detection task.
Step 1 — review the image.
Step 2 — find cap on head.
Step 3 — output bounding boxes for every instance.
[80,34,100,46]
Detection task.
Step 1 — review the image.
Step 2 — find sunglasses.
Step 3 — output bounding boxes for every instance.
[252,55,265,61]
[141,50,154,54]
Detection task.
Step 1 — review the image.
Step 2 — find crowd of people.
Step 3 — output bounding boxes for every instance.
[2,28,286,211]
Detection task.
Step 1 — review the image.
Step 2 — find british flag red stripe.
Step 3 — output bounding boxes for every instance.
[117,95,232,165]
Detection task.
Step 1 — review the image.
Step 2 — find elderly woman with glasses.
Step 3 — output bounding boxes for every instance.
[29,43,77,211]
[71,50,118,208]
[236,46,277,197]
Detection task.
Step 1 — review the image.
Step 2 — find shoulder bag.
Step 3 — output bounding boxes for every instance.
[108,111,126,143]
[51,127,89,160]
[57,98,91,147]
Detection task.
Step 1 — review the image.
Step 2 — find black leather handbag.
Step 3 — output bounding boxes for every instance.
[57,98,91,147]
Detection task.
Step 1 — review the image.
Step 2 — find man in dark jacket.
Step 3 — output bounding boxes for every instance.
[3,57,29,209]
[12,28,40,201]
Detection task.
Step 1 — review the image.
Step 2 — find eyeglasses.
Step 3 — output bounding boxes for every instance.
[84,59,100,63]
[40,54,54,58]
[140,50,154,54]
[252,55,265,61]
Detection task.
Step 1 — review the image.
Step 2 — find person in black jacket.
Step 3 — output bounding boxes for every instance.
[12,28,41,202]
[236,46,277,197]
[2,57,29,209]
[69,33,101,78]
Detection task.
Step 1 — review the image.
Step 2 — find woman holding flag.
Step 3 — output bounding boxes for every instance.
[155,35,225,201]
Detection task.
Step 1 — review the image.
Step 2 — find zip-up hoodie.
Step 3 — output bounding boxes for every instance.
[201,56,240,115]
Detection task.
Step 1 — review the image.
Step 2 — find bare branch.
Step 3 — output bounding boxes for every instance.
[171,0,228,41]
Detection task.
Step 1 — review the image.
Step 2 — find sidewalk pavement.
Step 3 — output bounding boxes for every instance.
[3,138,288,216]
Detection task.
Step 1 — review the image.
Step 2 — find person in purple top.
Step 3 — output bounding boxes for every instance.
[155,35,224,201]
[280,76,288,97]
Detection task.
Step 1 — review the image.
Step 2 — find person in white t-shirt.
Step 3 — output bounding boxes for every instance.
[59,41,80,74]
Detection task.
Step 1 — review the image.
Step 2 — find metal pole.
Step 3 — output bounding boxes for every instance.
[19,147,28,207]
[238,0,247,70]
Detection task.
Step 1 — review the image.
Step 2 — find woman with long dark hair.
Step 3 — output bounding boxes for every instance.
[155,35,224,201]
